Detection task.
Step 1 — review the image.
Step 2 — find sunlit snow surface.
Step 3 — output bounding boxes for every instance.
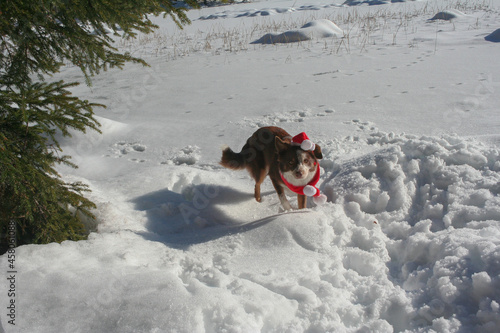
[1,0,500,332]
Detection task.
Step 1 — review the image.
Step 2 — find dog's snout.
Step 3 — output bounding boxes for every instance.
[295,169,305,179]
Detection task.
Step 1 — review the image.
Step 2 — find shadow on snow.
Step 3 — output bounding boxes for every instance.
[131,184,295,249]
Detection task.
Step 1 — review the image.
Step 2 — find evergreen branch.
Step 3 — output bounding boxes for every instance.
[0,0,197,246]
[0,0,198,85]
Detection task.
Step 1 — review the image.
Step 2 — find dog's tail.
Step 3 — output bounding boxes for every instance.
[220,145,246,170]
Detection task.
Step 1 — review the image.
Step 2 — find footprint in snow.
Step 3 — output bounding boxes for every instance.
[236,106,336,128]
[107,142,147,160]
[161,145,201,166]
[344,119,378,133]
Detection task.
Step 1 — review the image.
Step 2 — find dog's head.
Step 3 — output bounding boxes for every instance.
[275,137,322,182]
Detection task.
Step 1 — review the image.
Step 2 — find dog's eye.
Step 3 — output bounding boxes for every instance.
[289,160,295,165]
[304,158,309,164]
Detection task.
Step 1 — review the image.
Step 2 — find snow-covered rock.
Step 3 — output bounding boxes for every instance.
[251,19,343,44]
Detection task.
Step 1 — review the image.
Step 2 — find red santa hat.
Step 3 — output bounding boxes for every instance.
[291,132,316,151]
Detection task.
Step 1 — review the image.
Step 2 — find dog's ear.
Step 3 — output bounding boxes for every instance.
[313,144,323,159]
[275,137,289,152]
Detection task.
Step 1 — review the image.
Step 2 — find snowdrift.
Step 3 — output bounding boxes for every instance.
[197,4,342,20]
[199,8,294,20]
[3,133,499,332]
[322,133,500,331]
[343,0,417,6]
[429,10,466,21]
[324,133,500,228]
[251,19,343,44]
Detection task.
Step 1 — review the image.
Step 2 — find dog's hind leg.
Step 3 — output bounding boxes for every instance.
[254,184,261,202]
[253,168,268,202]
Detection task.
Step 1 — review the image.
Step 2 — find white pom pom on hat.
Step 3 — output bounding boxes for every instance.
[301,139,315,151]
[291,132,316,151]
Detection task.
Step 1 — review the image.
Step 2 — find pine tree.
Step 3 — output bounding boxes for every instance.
[0,0,198,248]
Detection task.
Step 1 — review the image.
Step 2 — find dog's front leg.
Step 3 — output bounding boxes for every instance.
[271,179,293,211]
[297,194,307,209]
[279,193,293,211]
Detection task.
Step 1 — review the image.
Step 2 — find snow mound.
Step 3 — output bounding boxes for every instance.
[324,133,500,229]
[485,28,500,42]
[161,145,201,166]
[429,9,466,21]
[55,115,128,160]
[199,8,295,20]
[197,4,341,21]
[198,12,229,20]
[322,133,500,331]
[251,19,343,44]
[343,0,415,6]
[236,8,295,17]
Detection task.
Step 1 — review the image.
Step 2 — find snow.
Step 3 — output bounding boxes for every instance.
[429,9,466,21]
[251,19,343,44]
[1,0,500,332]
[343,0,416,6]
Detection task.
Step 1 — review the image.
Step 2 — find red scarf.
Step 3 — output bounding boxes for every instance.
[280,164,321,197]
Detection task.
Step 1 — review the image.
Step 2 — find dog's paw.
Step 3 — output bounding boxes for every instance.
[279,204,294,212]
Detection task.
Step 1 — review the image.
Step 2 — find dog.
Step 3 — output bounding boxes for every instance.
[220,126,325,210]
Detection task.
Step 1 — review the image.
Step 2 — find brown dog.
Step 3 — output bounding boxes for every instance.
[220,126,324,210]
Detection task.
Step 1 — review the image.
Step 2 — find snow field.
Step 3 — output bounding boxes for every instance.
[119,0,498,59]
[1,0,500,332]
[8,131,500,332]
